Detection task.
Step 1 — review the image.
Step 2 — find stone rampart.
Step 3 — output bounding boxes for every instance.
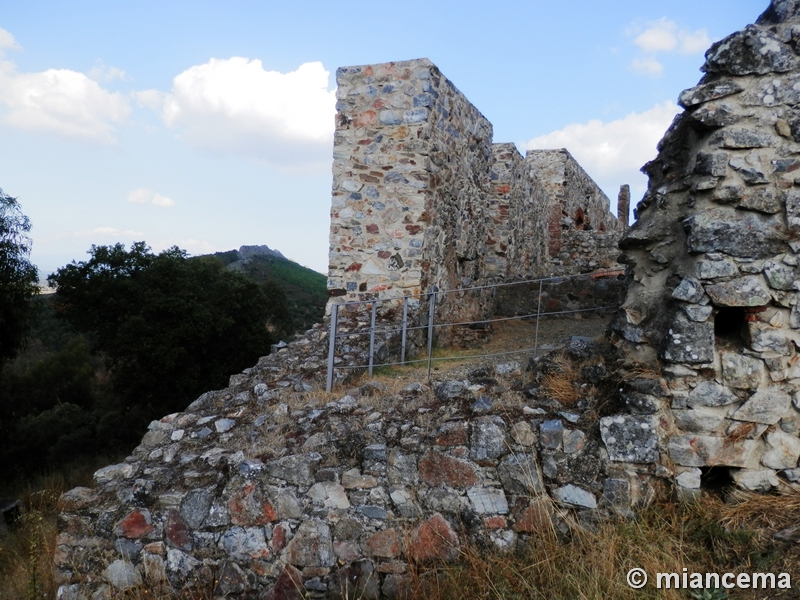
[327,60,621,348]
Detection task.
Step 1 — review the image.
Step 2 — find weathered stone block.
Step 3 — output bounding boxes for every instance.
[220,526,269,561]
[764,261,798,290]
[695,151,729,177]
[731,468,779,491]
[539,419,563,450]
[408,514,459,563]
[467,487,509,514]
[116,509,154,539]
[678,80,743,108]
[469,416,507,461]
[366,529,400,558]
[668,435,757,467]
[267,453,322,487]
[740,187,781,213]
[552,484,597,509]
[748,322,797,355]
[103,560,142,590]
[721,353,766,389]
[671,277,706,303]
[704,25,799,75]
[696,253,738,279]
[512,497,552,533]
[418,450,477,488]
[762,429,800,469]
[674,408,727,433]
[687,382,739,407]
[599,415,658,463]
[706,276,771,306]
[662,313,714,364]
[286,521,335,567]
[733,388,792,424]
[684,208,786,259]
[497,453,545,495]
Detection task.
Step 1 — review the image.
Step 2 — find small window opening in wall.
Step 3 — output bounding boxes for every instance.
[575,208,586,230]
[714,307,745,341]
[700,466,733,493]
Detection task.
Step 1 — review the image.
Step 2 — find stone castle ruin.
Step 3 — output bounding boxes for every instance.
[53,2,800,598]
[327,58,625,347]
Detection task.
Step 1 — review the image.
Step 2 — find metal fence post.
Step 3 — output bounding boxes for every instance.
[401,297,408,366]
[426,289,437,381]
[533,279,543,357]
[368,301,377,377]
[326,303,338,393]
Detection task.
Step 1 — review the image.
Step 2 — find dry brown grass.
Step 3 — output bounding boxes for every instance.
[720,483,800,531]
[402,493,798,600]
[541,354,580,406]
[0,469,94,600]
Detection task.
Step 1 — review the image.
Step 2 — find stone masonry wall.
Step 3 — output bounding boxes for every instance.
[526,149,623,275]
[611,0,800,495]
[327,59,492,306]
[484,144,545,281]
[327,60,622,351]
[52,56,632,600]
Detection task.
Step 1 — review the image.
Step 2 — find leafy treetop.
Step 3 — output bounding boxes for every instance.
[0,189,38,364]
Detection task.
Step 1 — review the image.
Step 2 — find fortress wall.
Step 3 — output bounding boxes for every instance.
[418,64,494,342]
[327,59,437,305]
[326,59,622,348]
[525,149,623,274]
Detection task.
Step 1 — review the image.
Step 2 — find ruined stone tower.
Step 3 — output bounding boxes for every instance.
[613,0,800,492]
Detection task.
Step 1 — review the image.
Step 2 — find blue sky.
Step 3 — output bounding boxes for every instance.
[0,0,764,277]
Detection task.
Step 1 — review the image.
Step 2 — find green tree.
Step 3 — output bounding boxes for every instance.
[48,242,281,424]
[0,189,39,363]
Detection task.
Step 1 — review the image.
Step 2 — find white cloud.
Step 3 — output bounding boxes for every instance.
[633,19,678,53]
[631,18,711,55]
[679,29,712,54]
[521,101,680,199]
[159,58,336,169]
[0,58,131,143]
[126,188,175,207]
[627,18,712,78]
[87,60,129,83]
[0,28,21,50]
[133,89,166,111]
[630,57,664,77]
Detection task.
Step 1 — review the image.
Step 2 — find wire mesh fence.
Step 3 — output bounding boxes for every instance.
[325,270,624,391]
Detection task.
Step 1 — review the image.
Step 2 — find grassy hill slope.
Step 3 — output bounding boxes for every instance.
[209,250,327,335]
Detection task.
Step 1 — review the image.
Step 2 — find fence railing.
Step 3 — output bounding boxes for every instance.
[325,270,624,391]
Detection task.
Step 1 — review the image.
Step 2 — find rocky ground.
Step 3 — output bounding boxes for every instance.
[55,313,648,599]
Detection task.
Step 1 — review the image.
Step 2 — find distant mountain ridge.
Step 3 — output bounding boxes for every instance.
[208,245,327,334]
[226,244,287,270]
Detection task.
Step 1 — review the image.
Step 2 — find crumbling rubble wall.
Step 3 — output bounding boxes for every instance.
[55,325,654,600]
[611,0,800,494]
